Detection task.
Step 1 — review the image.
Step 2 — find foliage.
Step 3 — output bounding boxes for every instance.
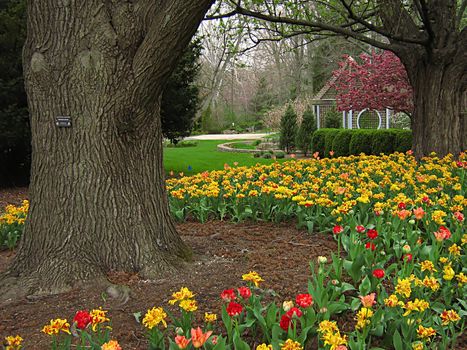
[249,76,274,120]
[312,129,412,157]
[227,142,257,150]
[0,0,30,187]
[348,130,373,155]
[333,52,413,115]
[323,109,342,129]
[279,105,298,153]
[296,108,316,156]
[331,130,353,157]
[311,129,336,156]
[164,140,199,148]
[6,152,466,349]
[0,200,28,249]
[161,38,202,143]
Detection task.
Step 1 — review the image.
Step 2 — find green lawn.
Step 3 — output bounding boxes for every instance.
[163,140,284,176]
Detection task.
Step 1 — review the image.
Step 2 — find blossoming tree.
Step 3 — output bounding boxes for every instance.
[333,52,414,116]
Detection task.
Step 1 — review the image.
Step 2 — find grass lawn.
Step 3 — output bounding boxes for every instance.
[164,140,284,176]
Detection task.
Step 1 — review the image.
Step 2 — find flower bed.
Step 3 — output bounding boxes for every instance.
[2,151,466,349]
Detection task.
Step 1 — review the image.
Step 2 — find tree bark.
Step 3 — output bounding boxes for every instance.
[409,59,465,158]
[2,0,213,297]
[379,2,467,158]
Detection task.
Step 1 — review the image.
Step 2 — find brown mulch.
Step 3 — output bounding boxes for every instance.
[0,187,338,349]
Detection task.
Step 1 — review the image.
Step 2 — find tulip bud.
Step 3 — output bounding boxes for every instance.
[408,219,415,225]
[402,244,411,253]
[282,300,294,312]
[318,256,328,264]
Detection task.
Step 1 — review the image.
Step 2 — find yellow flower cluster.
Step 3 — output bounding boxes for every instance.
[169,286,197,312]
[417,325,436,339]
[402,299,430,316]
[41,318,71,335]
[318,320,347,350]
[242,271,264,287]
[280,339,303,350]
[167,153,466,224]
[256,344,273,350]
[0,200,28,225]
[355,307,373,330]
[90,308,111,332]
[5,335,23,350]
[204,312,217,323]
[143,306,167,329]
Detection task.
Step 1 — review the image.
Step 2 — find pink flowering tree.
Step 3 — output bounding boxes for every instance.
[333,52,414,116]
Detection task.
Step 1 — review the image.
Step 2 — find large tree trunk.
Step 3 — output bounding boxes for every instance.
[409,59,465,158]
[379,2,467,159]
[1,0,213,297]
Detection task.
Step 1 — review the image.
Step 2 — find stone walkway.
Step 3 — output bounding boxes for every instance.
[185,133,270,140]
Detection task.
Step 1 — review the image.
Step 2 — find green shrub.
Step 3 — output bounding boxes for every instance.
[332,130,353,157]
[279,105,298,153]
[165,140,198,148]
[324,130,340,156]
[228,142,256,150]
[296,107,317,156]
[274,151,285,159]
[311,129,339,156]
[392,129,412,153]
[349,130,374,155]
[324,109,342,128]
[371,130,396,155]
[262,152,272,159]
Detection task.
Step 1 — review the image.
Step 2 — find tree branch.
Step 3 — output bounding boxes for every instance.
[233,5,397,51]
[339,0,422,43]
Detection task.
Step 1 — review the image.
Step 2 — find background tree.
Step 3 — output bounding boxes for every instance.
[214,0,467,158]
[279,104,298,153]
[296,107,316,156]
[333,51,413,115]
[324,109,343,129]
[161,38,202,143]
[0,0,29,187]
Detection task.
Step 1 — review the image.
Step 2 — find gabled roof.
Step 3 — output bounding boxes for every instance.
[312,56,355,101]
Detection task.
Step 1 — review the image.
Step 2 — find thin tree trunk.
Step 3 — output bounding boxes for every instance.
[2,0,213,297]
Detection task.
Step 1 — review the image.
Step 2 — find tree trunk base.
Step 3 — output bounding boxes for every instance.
[0,249,188,302]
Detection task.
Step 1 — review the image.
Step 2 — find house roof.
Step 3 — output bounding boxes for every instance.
[312,56,355,101]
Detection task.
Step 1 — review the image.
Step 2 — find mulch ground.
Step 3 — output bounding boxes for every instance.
[0,187,339,349]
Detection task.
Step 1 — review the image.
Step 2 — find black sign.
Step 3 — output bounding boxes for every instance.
[56,116,72,128]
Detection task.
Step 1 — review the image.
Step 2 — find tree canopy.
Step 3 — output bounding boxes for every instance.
[333,52,413,115]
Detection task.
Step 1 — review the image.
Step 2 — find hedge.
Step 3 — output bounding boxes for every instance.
[331,130,354,157]
[311,129,337,157]
[312,129,412,157]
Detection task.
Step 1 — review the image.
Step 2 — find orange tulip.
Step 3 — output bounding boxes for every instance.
[413,207,425,220]
[190,327,213,348]
[175,335,191,349]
